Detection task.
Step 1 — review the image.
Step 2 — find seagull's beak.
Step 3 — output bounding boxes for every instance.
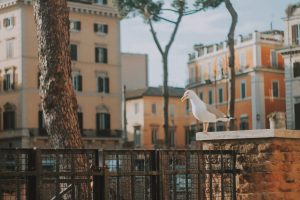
[181,94,188,102]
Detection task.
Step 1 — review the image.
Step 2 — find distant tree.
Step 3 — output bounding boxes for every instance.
[33,0,88,198]
[115,0,207,147]
[196,0,238,130]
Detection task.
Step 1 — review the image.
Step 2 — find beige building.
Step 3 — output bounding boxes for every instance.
[0,0,122,148]
[121,53,148,90]
[279,3,300,130]
[125,87,195,149]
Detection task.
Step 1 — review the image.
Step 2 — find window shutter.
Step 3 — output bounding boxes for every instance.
[98,77,104,92]
[105,77,109,93]
[104,25,108,33]
[105,113,110,129]
[95,48,99,63]
[292,25,298,45]
[3,112,8,130]
[11,111,15,129]
[77,21,81,30]
[78,75,82,91]
[77,112,83,133]
[38,111,43,129]
[103,48,107,63]
[94,23,98,32]
[3,79,7,91]
[103,0,107,5]
[96,113,100,131]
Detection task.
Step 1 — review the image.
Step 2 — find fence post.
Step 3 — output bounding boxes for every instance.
[27,149,37,200]
[93,149,105,200]
[150,150,160,200]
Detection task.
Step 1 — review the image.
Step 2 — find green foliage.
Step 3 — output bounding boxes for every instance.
[114,0,163,20]
[194,0,223,10]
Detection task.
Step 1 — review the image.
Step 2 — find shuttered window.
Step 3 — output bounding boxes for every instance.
[294,62,300,78]
[97,76,109,93]
[4,110,15,130]
[70,44,78,61]
[94,23,108,34]
[96,113,110,130]
[72,74,82,92]
[95,47,108,63]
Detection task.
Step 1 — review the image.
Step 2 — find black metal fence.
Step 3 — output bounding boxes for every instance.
[0,149,237,200]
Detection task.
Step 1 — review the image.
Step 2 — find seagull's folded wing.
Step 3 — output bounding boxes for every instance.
[206,105,226,118]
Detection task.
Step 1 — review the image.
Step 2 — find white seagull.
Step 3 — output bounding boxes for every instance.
[181,90,232,132]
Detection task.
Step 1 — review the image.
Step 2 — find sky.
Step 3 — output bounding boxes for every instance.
[120,0,300,88]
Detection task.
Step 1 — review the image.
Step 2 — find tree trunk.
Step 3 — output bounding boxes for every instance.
[224,0,238,130]
[162,56,169,148]
[33,0,88,199]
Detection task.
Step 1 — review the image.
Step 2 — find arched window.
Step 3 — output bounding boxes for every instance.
[3,103,16,130]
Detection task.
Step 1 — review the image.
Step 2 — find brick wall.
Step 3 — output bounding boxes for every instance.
[195,129,300,200]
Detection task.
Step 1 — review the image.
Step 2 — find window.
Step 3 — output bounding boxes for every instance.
[169,104,175,117]
[94,23,108,34]
[3,103,15,130]
[134,126,141,147]
[151,103,156,114]
[77,112,83,134]
[240,81,246,99]
[198,65,203,83]
[3,17,14,28]
[240,116,249,130]
[208,62,213,80]
[208,90,213,105]
[239,53,246,71]
[190,67,195,83]
[96,112,110,130]
[38,111,47,136]
[294,62,300,78]
[95,47,108,63]
[94,0,107,5]
[217,58,223,80]
[97,76,109,93]
[169,127,176,147]
[70,44,78,61]
[3,73,14,91]
[272,81,279,98]
[151,127,158,144]
[70,20,81,32]
[292,24,300,45]
[185,101,190,114]
[134,103,139,114]
[199,92,203,100]
[271,50,278,68]
[218,88,224,103]
[72,73,82,92]
[185,125,196,145]
[6,40,13,59]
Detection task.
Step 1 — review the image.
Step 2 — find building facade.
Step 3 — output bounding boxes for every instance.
[279,4,300,130]
[187,30,286,130]
[0,0,122,148]
[125,87,195,149]
[121,53,148,91]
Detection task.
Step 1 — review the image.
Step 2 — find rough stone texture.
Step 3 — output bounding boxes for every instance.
[196,129,300,200]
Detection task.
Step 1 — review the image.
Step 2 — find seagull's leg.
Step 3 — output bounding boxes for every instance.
[204,122,208,133]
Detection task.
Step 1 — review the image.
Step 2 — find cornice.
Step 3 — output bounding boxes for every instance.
[2,0,120,19]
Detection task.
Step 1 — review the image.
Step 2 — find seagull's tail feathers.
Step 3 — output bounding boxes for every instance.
[217,116,235,122]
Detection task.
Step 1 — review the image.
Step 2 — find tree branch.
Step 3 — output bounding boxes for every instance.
[154,15,177,24]
[149,19,164,56]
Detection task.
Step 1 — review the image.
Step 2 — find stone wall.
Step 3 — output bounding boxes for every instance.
[195,129,300,200]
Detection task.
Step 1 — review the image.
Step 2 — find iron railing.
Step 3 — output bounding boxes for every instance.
[0,148,238,200]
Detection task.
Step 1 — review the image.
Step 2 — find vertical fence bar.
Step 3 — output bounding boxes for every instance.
[232,151,237,200]
[93,150,103,200]
[209,152,213,200]
[27,149,37,200]
[221,152,224,200]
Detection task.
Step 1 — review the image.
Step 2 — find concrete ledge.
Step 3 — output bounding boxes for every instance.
[196,129,300,141]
